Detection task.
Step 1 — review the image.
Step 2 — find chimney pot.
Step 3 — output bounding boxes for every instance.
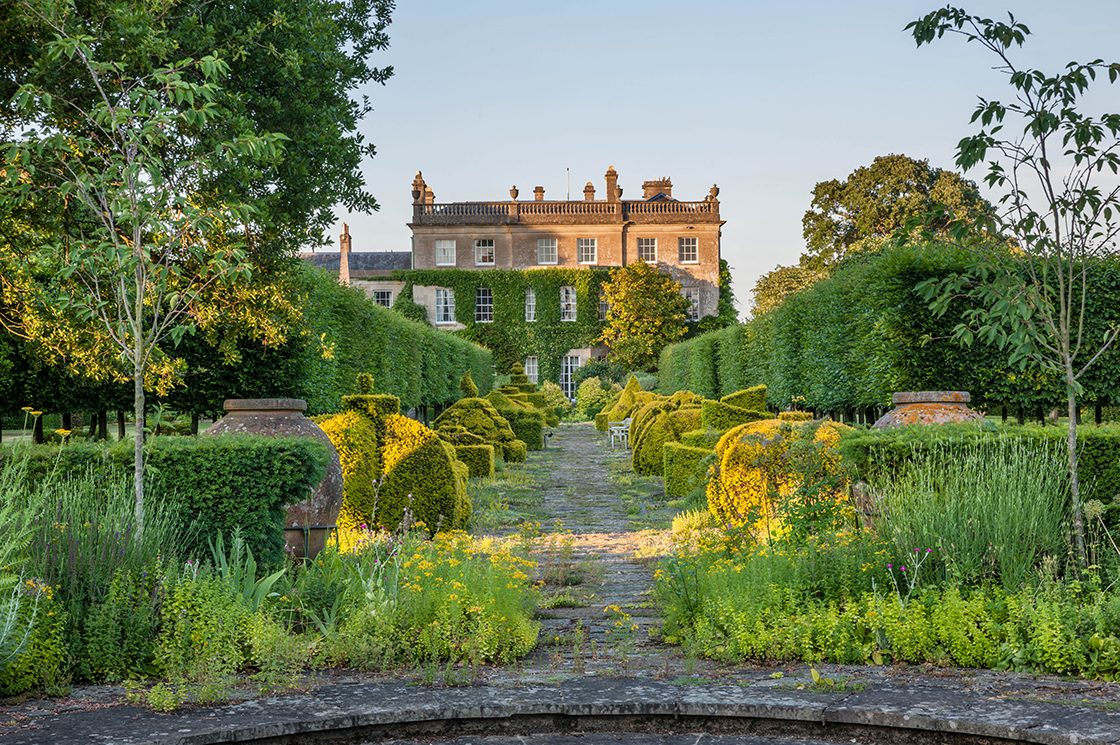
[534,186,545,201]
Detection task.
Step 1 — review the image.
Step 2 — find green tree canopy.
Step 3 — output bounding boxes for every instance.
[750,263,826,317]
[597,261,690,371]
[800,154,991,271]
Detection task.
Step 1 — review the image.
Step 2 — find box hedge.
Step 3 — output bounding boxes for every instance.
[700,399,769,432]
[3,435,328,565]
[682,427,721,450]
[839,423,1120,506]
[721,385,767,412]
[454,444,495,478]
[595,412,609,432]
[663,442,713,499]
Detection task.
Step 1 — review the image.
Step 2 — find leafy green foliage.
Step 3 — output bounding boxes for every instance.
[394,267,609,389]
[906,7,1120,566]
[598,260,690,370]
[800,154,991,271]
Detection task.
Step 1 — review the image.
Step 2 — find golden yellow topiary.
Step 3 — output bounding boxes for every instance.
[629,391,703,476]
[707,419,851,530]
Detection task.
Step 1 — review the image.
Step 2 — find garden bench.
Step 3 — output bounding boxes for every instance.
[608,418,632,449]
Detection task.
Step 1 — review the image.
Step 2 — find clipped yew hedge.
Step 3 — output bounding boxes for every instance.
[658,243,1120,415]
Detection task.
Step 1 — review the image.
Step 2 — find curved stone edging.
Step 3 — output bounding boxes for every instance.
[42,678,1115,745]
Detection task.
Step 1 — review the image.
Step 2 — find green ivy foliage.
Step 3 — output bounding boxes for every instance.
[393,267,610,387]
[659,243,1120,413]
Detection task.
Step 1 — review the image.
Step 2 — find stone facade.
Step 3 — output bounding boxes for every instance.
[407,166,724,326]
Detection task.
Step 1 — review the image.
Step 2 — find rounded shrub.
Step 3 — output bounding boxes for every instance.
[707,419,851,529]
[630,391,704,476]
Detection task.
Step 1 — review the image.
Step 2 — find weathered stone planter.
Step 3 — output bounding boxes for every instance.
[205,398,344,559]
[872,391,986,429]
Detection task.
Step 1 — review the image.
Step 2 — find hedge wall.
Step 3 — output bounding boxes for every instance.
[4,435,328,565]
[658,243,1120,415]
[294,267,493,414]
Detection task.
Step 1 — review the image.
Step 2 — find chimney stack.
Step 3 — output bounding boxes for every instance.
[642,178,673,199]
[605,166,620,202]
[534,186,545,201]
[583,182,595,201]
[339,223,352,286]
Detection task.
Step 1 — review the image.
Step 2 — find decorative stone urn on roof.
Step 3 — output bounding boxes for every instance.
[204,398,344,559]
[872,391,986,429]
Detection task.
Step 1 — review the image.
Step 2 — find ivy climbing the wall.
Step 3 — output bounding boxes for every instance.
[393,267,611,383]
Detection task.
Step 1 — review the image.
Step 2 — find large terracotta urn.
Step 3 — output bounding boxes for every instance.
[872,391,986,429]
[205,398,344,559]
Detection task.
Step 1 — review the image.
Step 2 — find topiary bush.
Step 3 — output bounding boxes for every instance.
[779,411,813,421]
[319,409,383,540]
[629,392,703,477]
[379,413,469,534]
[486,391,544,451]
[700,399,769,432]
[681,427,722,450]
[434,397,527,462]
[605,375,658,424]
[454,444,495,478]
[594,412,609,432]
[663,442,713,499]
[707,419,851,530]
[720,385,767,411]
[459,371,479,398]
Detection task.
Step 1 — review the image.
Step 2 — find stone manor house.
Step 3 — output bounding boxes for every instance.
[302,166,724,395]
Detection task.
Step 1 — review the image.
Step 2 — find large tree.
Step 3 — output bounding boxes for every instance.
[907,8,1120,567]
[800,153,991,271]
[751,263,826,317]
[0,0,394,261]
[1,0,287,533]
[598,260,690,371]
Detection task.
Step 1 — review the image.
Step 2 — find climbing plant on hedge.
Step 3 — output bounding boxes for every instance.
[393,267,610,388]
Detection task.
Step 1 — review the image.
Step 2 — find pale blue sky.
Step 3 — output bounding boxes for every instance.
[326,1,1120,315]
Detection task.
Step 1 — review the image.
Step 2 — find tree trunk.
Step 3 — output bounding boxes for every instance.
[191,412,199,437]
[98,410,107,440]
[32,414,44,444]
[1068,388,1086,568]
[63,412,72,432]
[1001,405,1008,423]
[134,330,146,540]
[117,410,126,440]
[1017,407,1025,426]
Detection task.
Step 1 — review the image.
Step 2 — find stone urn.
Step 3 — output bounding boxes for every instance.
[204,398,344,559]
[872,391,986,429]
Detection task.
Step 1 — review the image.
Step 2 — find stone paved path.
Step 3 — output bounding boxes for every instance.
[481,423,685,682]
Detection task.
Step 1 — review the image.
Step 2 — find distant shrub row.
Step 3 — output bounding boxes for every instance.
[659,242,1120,414]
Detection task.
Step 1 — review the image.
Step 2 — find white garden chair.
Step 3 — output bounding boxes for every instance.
[608,418,632,449]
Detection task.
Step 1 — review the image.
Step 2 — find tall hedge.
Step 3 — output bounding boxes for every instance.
[294,267,493,414]
[659,244,1120,414]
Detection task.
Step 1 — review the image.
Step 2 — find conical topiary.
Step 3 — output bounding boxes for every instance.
[460,370,479,398]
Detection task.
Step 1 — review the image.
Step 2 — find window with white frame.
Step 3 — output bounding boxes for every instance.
[372,290,393,308]
[598,289,609,321]
[637,237,657,262]
[474,239,495,265]
[560,355,580,399]
[678,236,698,263]
[560,285,577,321]
[537,238,557,265]
[435,288,455,323]
[682,286,700,321]
[524,287,536,322]
[475,287,493,322]
[524,356,538,384]
[435,239,456,266]
[577,238,597,264]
